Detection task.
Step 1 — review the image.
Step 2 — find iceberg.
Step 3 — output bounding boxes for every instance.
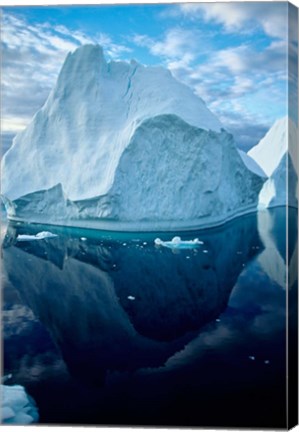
[1,45,265,231]
[16,231,58,242]
[1,384,39,425]
[154,236,203,249]
[248,117,298,208]
[237,150,267,178]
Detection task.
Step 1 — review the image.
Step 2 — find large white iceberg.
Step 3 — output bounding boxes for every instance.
[1,44,264,231]
[248,117,298,208]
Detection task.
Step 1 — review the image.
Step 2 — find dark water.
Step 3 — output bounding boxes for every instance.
[1,208,297,428]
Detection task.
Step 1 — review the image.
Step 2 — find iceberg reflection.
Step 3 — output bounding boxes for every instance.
[257,207,297,289]
[2,213,262,383]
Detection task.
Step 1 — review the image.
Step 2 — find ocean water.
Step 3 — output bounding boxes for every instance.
[1,208,297,428]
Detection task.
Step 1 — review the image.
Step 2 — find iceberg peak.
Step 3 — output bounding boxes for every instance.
[63,44,106,71]
[53,44,107,98]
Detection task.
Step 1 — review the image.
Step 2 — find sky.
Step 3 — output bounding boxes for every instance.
[1,2,298,153]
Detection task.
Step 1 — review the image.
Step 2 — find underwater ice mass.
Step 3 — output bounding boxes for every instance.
[1,384,39,425]
[0,45,297,231]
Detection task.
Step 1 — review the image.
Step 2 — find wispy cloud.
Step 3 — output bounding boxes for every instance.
[187,41,287,103]
[132,28,206,70]
[176,2,288,40]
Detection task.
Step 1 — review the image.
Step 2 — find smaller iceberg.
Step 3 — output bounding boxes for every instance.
[16,231,58,242]
[1,384,39,424]
[154,236,203,249]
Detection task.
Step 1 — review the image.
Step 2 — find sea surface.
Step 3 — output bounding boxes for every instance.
[1,208,297,428]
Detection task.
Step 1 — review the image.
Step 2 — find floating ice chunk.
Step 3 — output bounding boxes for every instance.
[154,236,203,249]
[1,384,39,424]
[16,235,39,242]
[17,231,58,242]
[35,231,57,239]
[127,296,135,301]
[172,236,181,244]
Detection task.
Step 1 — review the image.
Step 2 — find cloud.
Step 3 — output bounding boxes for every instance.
[177,2,288,40]
[132,28,207,70]
[149,28,196,59]
[179,43,287,149]
[1,12,131,137]
[189,40,287,81]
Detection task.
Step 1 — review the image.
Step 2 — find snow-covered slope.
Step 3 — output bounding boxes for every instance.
[1,44,264,230]
[248,117,298,208]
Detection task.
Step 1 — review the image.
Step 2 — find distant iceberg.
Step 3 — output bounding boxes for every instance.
[155,236,203,249]
[248,117,298,208]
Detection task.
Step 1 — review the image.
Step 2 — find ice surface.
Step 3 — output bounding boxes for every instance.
[248,117,297,177]
[1,384,39,424]
[248,117,298,208]
[237,150,267,178]
[155,236,203,249]
[1,45,265,230]
[16,231,58,242]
